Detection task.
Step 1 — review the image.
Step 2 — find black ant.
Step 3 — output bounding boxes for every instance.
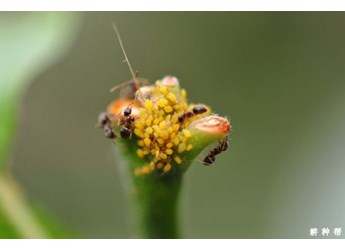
[97,112,117,139]
[97,112,110,127]
[178,105,208,123]
[120,106,134,139]
[202,136,229,165]
[104,124,117,139]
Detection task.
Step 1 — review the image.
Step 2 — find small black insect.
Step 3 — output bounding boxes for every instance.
[97,112,110,127]
[97,112,117,139]
[178,105,207,123]
[104,124,116,139]
[192,105,208,115]
[203,154,216,165]
[123,106,132,117]
[202,136,229,165]
[120,107,134,139]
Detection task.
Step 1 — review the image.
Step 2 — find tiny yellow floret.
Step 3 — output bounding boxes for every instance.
[159,131,169,140]
[164,105,173,113]
[145,99,153,110]
[178,143,186,153]
[182,129,191,138]
[145,127,153,134]
[166,93,177,104]
[160,153,168,160]
[159,85,168,95]
[137,149,145,158]
[166,149,173,155]
[157,98,168,108]
[186,144,193,151]
[163,163,172,173]
[144,138,151,147]
[174,156,182,164]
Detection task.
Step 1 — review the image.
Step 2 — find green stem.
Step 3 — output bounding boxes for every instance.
[131,171,182,238]
[118,139,182,238]
[116,116,229,238]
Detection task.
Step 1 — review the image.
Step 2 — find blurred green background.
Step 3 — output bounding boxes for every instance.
[2,12,345,238]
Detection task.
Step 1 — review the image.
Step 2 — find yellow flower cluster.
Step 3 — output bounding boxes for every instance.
[133,81,201,175]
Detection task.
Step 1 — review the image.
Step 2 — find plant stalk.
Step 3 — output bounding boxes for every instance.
[131,171,182,238]
[118,139,182,238]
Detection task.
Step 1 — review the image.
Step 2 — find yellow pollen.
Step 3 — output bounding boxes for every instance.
[157,98,168,107]
[157,138,165,145]
[166,149,173,155]
[170,132,176,139]
[166,93,177,103]
[160,153,168,159]
[159,85,168,95]
[152,125,159,132]
[144,166,151,173]
[146,118,152,126]
[173,124,180,132]
[149,161,155,169]
[163,164,172,173]
[174,156,182,164]
[164,105,173,113]
[171,114,179,123]
[156,162,164,169]
[134,129,144,138]
[145,127,153,134]
[182,129,191,138]
[174,138,180,146]
[186,144,193,151]
[136,123,144,130]
[178,143,186,153]
[144,138,151,147]
[166,143,173,148]
[140,119,146,127]
[159,121,167,129]
[137,149,145,158]
[145,99,153,110]
[181,89,187,99]
[153,118,161,125]
[159,131,169,140]
[135,165,152,176]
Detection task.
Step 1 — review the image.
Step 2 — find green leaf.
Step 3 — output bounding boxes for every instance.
[0,12,81,172]
[0,12,82,238]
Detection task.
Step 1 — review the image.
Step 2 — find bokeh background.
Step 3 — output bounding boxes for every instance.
[2,12,345,238]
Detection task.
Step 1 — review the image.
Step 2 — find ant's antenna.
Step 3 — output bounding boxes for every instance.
[112,23,137,82]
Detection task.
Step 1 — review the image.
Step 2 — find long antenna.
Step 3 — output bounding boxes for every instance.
[112,23,137,82]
